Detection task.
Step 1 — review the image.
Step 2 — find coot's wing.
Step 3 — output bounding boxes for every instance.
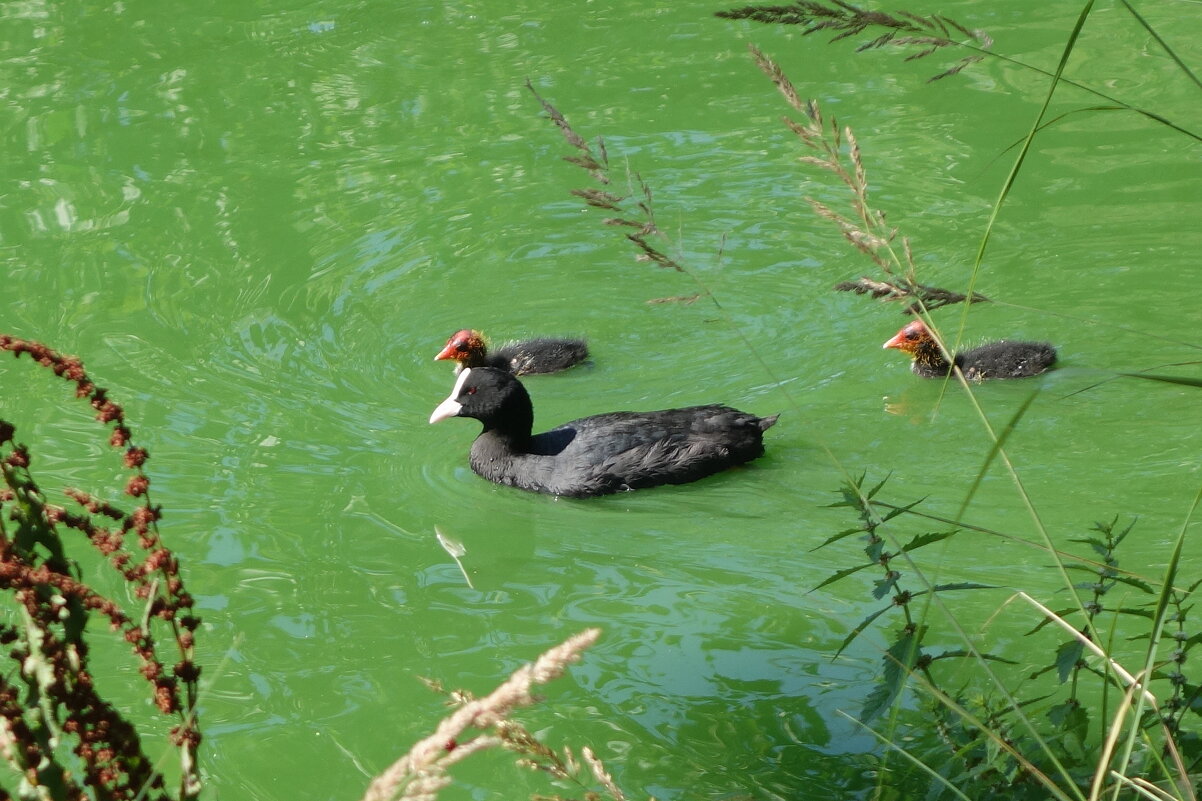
[959,341,1057,379]
[495,338,589,375]
[531,405,769,497]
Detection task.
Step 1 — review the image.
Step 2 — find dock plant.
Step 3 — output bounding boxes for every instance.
[0,337,201,800]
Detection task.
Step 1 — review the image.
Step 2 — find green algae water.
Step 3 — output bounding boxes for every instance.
[2,0,1202,798]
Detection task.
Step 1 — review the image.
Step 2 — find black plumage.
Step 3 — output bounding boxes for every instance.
[429,367,777,497]
[884,320,1056,380]
[435,329,588,375]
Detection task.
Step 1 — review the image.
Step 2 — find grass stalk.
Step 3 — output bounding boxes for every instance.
[955,387,1041,520]
[1117,0,1202,94]
[1106,482,1202,800]
[1090,679,1147,801]
[745,38,1120,794]
[1016,593,1156,707]
[954,0,1095,352]
[750,37,1112,763]
[533,5,1202,791]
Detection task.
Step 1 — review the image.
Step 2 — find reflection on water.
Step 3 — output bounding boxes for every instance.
[434,526,475,588]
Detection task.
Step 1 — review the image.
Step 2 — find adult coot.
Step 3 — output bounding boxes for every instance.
[435,329,588,375]
[883,320,1057,379]
[429,367,778,497]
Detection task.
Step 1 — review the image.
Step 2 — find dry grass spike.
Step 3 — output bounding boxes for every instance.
[717,1,991,82]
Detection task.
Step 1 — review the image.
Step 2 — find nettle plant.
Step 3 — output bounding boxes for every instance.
[827,473,1201,800]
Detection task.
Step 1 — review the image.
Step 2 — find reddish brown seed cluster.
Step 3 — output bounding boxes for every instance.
[0,334,202,798]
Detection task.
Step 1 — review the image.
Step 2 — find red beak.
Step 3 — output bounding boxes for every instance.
[882,331,907,350]
[434,342,458,361]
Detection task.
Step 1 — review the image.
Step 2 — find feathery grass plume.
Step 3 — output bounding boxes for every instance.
[833,277,988,314]
[716,1,991,81]
[497,721,631,801]
[525,80,686,275]
[361,628,606,801]
[645,294,701,305]
[0,335,201,800]
[749,46,986,314]
[722,2,1202,145]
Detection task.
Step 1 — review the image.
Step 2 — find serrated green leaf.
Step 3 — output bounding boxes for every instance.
[1111,575,1154,593]
[1047,699,1088,733]
[860,629,922,723]
[881,496,926,523]
[872,572,899,600]
[928,649,1017,665]
[1063,564,1104,574]
[922,582,997,594]
[834,604,894,658]
[860,681,896,725]
[1048,699,1090,764]
[1055,639,1085,683]
[866,471,892,499]
[1111,606,1154,619]
[813,561,876,592]
[1028,663,1057,681]
[811,526,869,551]
[1112,516,1138,545]
[1014,692,1056,710]
[1067,536,1109,557]
[900,530,955,552]
[828,477,865,509]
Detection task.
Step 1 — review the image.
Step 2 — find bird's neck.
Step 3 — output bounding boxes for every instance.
[470,430,539,488]
[477,404,534,449]
[913,340,952,375]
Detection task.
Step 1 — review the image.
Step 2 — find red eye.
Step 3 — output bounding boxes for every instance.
[466,387,477,395]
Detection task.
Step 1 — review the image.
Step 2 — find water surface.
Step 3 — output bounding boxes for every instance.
[2,0,1201,798]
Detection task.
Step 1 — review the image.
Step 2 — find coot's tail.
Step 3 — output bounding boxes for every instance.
[757,414,780,432]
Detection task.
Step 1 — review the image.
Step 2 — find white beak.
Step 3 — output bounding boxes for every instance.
[429,368,472,424]
[429,398,462,424]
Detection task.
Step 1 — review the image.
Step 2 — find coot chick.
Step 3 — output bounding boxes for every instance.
[883,320,1057,379]
[429,367,778,497]
[435,329,588,375]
